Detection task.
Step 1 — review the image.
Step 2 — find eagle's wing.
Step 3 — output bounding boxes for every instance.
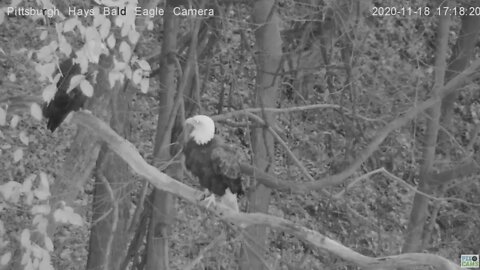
[211,145,240,179]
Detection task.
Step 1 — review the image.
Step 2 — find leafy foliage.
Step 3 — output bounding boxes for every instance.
[0,0,479,269]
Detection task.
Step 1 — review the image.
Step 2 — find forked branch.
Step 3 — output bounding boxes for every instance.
[71,112,460,270]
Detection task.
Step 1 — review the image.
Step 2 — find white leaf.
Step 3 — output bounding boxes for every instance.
[130,55,138,64]
[108,71,124,87]
[107,34,116,49]
[0,220,5,234]
[140,78,149,93]
[0,181,22,203]
[19,131,29,145]
[36,41,58,62]
[25,260,34,270]
[128,30,140,44]
[84,27,104,63]
[113,60,128,71]
[30,103,43,121]
[75,51,89,73]
[39,259,54,270]
[136,59,151,71]
[20,229,30,248]
[38,259,55,270]
[39,30,48,40]
[34,173,51,201]
[10,115,20,128]
[32,215,42,227]
[123,65,132,79]
[99,19,111,39]
[67,74,85,93]
[8,73,16,82]
[11,0,22,7]
[52,73,61,84]
[22,174,35,193]
[63,18,79,32]
[0,107,6,126]
[42,84,57,103]
[36,63,56,82]
[58,34,72,57]
[119,41,131,62]
[0,252,11,266]
[114,14,125,27]
[96,0,123,7]
[93,11,104,27]
[13,148,23,163]
[21,251,29,265]
[85,26,100,41]
[53,207,83,226]
[147,21,153,31]
[80,80,94,97]
[44,236,54,252]
[0,238,8,249]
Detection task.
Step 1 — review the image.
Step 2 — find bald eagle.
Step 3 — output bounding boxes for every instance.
[183,115,244,211]
[42,58,88,132]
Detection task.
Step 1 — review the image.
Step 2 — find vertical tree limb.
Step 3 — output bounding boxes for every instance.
[402,12,450,253]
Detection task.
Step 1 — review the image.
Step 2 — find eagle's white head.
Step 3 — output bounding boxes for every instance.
[185,115,215,145]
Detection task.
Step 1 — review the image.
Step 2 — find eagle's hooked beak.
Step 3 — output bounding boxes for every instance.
[184,118,196,137]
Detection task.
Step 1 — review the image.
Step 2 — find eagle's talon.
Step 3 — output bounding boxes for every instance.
[184,115,244,212]
[203,194,216,208]
[197,190,210,201]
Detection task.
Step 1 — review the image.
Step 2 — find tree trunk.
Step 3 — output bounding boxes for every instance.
[440,13,480,142]
[145,2,179,269]
[240,1,281,269]
[86,0,160,264]
[46,57,114,238]
[402,14,450,254]
[85,51,135,269]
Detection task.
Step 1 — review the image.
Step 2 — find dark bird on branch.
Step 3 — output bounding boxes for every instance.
[183,115,244,211]
[42,58,88,132]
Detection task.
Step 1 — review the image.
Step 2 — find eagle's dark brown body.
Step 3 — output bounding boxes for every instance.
[184,136,243,197]
[42,58,87,132]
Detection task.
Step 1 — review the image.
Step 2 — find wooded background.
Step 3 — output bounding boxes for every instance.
[0,0,478,269]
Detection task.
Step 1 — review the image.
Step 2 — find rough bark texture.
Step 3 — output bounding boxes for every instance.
[145,2,179,269]
[46,56,113,238]
[440,14,480,144]
[85,52,135,269]
[71,111,462,270]
[240,1,282,269]
[402,15,450,253]
[86,0,158,267]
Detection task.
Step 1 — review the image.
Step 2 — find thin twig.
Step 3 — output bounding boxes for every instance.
[71,112,461,270]
[212,104,383,122]
[242,111,331,196]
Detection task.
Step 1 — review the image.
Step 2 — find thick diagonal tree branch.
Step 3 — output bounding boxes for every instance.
[70,112,460,270]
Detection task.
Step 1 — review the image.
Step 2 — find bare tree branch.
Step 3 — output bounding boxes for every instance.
[212,103,383,122]
[226,59,480,191]
[70,112,460,270]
